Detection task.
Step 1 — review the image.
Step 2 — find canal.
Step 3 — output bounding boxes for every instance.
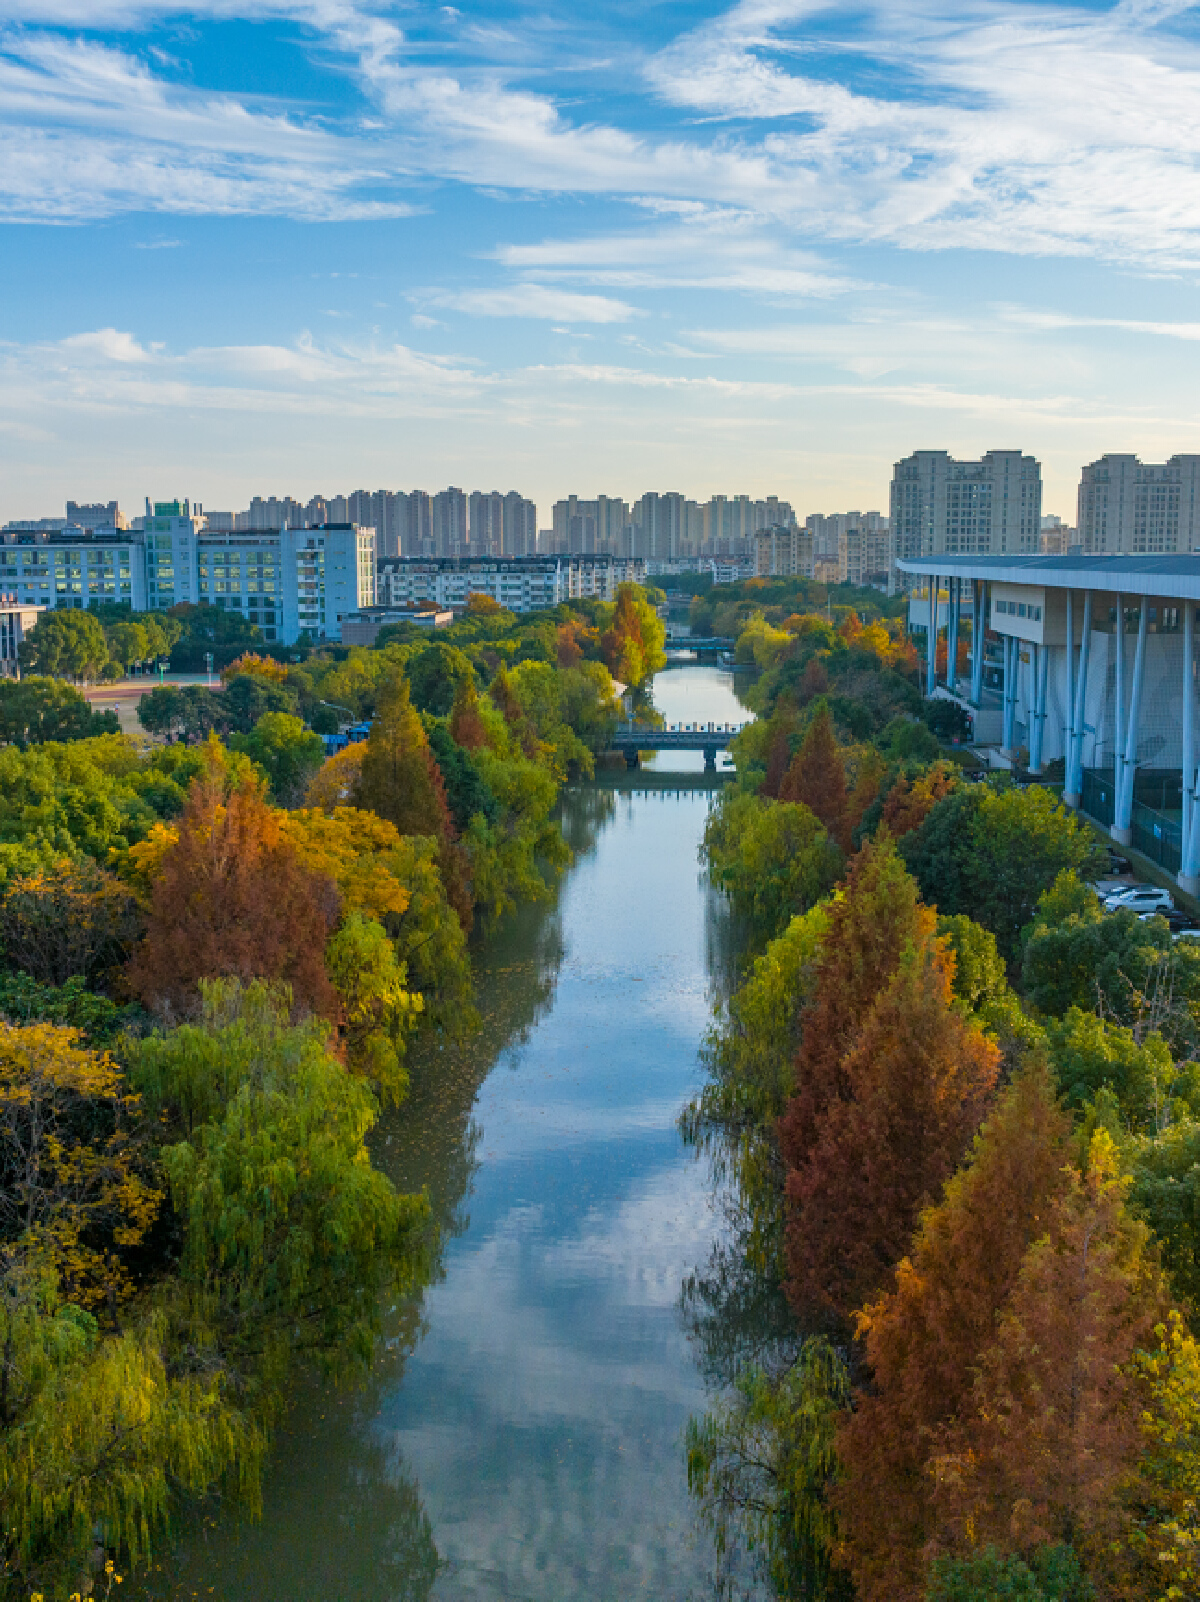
[131,664,754,1600]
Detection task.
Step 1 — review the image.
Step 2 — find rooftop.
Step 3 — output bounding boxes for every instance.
[898,551,1200,598]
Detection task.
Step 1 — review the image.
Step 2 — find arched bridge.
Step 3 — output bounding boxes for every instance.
[663,635,736,655]
[609,720,749,771]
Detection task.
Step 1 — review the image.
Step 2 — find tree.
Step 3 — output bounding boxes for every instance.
[427,723,498,833]
[778,701,847,844]
[355,673,472,927]
[0,857,141,986]
[133,980,429,1375]
[929,1132,1165,1588]
[126,749,340,1021]
[230,711,326,807]
[0,677,117,748]
[782,906,999,1321]
[17,610,110,682]
[103,617,149,674]
[925,1546,1094,1601]
[356,673,455,843]
[599,583,666,685]
[325,911,421,1107]
[703,789,844,949]
[406,642,475,717]
[0,1020,160,1310]
[305,741,366,811]
[834,1064,1073,1602]
[466,591,503,615]
[449,674,488,751]
[900,784,1106,963]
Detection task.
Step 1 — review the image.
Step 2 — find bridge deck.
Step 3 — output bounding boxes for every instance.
[608,722,747,770]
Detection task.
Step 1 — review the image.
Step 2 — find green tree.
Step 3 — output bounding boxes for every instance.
[325,911,422,1107]
[598,583,666,685]
[900,784,1105,963]
[925,1546,1094,1601]
[406,641,475,717]
[0,677,117,747]
[704,790,844,949]
[231,711,326,807]
[18,610,110,682]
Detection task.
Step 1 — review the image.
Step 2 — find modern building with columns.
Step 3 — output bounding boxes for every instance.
[898,552,1200,895]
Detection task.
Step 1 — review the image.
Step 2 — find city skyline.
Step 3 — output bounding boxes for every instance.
[3,2,1200,520]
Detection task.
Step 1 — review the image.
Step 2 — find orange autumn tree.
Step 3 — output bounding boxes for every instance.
[126,746,340,1021]
[929,1130,1166,1589]
[880,760,960,840]
[835,1062,1073,1602]
[778,701,847,844]
[305,739,367,811]
[778,835,998,1322]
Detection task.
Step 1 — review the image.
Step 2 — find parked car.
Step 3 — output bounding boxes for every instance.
[1093,877,1143,899]
[1105,886,1175,914]
[1139,908,1199,933]
[1108,852,1133,875]
[1175,928,1200,942]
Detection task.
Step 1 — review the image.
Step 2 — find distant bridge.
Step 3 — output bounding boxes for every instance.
[608,720,749,771]
[663,635,736,655]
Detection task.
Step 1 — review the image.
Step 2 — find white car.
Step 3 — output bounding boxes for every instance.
[1104,886,1175,915]
[1093,877,1137,899]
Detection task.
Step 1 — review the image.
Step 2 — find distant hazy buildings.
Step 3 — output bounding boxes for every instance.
[549,492,796,561]
[1039,513,1077,555]
[889,450,1042,589]
[754,526,815,579]
[1077,455,1200,554]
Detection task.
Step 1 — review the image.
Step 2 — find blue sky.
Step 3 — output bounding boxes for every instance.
[2,0,1200,522]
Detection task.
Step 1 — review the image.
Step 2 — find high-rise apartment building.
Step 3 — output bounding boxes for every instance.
[551,495,629,555]
[466,491,537,557]
[432,488,468,558]
[1077,455,1200,554]
[889,451,1042,587]
[838,521,892,588]
[754,526,814,578]
[141,498,203,609]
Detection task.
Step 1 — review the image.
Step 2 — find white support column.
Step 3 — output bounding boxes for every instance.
[970,580,986,705]
[1029,642,1049,774]
[1114,592,1125,786]
[1184,602,1195,858]
[926,576,938,697]
[1067,591,1092,807]
[1115,599,1149,844]
[946,577,960,695]
[1002,634,1018,755]
[1064,590,1075,784]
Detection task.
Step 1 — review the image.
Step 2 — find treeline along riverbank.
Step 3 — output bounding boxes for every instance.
[682,575,1200,1601]
[0,585,668,1599]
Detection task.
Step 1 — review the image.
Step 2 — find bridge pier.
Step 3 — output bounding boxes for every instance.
[624,748,640,770]
[703,747,717,772]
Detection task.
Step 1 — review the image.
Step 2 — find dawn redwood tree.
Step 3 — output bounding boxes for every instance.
[783,933,999,1320]
[778,701,847,844]
[930,1131,1166,1589]
[126,749,339,1021]
[778,835,933,1190]
[449,675,488,751]
[834,1063,1073,1602]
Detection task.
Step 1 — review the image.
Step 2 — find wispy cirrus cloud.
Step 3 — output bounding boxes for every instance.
[421,284,641,322]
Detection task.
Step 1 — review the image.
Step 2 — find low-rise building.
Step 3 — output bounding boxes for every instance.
[0,526,147,612]
[376,555,646,613]
[339,607,453,646]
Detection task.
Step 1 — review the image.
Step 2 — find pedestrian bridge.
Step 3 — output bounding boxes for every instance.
[608,720,748,771]
[663,635,736,655]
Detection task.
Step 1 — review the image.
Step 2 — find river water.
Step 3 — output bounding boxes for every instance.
[131,665,753,1602]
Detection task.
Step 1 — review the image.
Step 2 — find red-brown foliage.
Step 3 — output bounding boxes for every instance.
[782,915,999,1321]
[126,755,340,1021]
[799,655,830,702]
[834,1063,1071,1601]
[880,761,960,840]
[449,676,488,751]
[778,703,847,841]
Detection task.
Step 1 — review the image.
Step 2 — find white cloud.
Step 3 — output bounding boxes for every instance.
[424,284,641,323]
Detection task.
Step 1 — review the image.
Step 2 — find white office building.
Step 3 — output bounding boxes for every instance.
[0,526,147,612]
[197,524,375,643]
[1078,455,1200,555]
